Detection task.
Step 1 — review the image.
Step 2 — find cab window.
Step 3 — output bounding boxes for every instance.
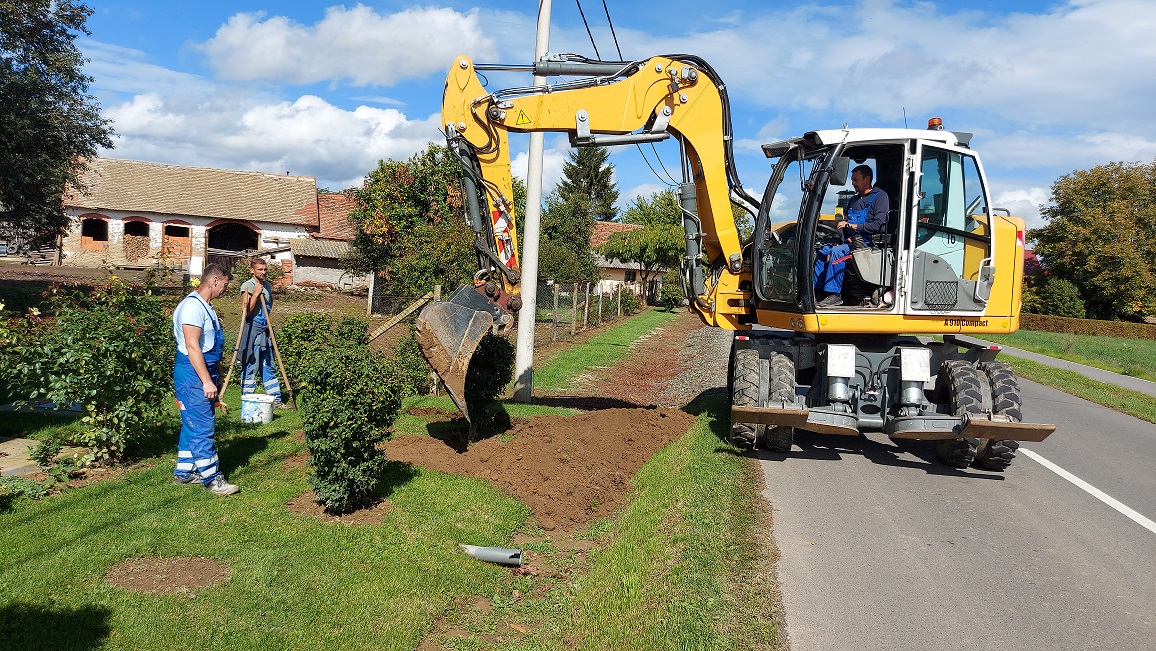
[915,147,991,280]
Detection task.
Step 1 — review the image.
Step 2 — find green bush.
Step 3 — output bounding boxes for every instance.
[333,315,370,345]
[1020,313,1156,340]
[389,333,433,398]
[620,289,642,315]
[1038,277,1086,319]
[11,277,173,460]
[659,269,685,312]
[278,313,337,387]
[298,345,405,514]
[463,334,515,429]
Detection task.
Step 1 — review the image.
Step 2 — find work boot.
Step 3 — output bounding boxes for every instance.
[173,472,202,486]
[205,475,239,496]
[818,293,843,307]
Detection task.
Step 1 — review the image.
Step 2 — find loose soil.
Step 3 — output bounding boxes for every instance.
[105,556,230,595]
[384,407,696,532]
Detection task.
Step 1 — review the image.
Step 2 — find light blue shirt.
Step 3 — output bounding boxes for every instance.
[173,292,220,355]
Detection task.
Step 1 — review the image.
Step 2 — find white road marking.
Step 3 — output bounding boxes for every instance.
[1021,447,1156,535]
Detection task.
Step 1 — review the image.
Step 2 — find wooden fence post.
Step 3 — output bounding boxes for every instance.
[434,284,441,301]
[366,272,375,316]
[598,286,603,325]
[583,283,590,330]
[618,285,623,317]
[571,283,578,335]
[552,283,559,343]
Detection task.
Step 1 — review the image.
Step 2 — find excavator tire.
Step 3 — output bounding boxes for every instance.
[760,352,796,453]
[730,348,763,450]
[934,360,983,469]
[972,362,1022,471]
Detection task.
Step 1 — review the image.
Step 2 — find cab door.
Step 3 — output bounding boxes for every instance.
[906,143,996,313]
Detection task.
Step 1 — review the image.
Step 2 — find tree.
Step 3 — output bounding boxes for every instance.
[537,190,599,284]
[0,0,113,243]
[557,146,619,222]
[1037,277,1086,319]
[1030,161,1156,320]
[599,190,685,302]
[345,144,477,297]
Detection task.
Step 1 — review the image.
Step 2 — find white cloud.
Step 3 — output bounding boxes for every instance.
[994,187,1050,229]
[613,0,1156,134]
[105,92,441,190]
[621,183,668,207]
[199,5,498,86]
[510,147,567,197]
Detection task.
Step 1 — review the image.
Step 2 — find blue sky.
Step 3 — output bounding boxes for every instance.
[80,0,1155,228]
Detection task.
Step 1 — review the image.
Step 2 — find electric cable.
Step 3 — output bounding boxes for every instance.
[575,1,601,60]
[602,0,623,59]
[650,142,680,185]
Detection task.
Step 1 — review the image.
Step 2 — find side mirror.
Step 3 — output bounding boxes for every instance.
[829,157,851,186]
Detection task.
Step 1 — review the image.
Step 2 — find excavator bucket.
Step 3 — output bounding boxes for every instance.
[415,285,508,422]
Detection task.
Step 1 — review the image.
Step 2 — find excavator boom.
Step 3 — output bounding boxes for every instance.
[417,54,754,419]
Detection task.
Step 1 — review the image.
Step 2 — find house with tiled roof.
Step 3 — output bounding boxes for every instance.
[589,221,666,297]
[61,158,366,288]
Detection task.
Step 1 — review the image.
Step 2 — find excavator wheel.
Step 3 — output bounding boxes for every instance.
[730,348,763,450]
[972,362,1022,471]
[934,360,983,469]
[759,352,796,453]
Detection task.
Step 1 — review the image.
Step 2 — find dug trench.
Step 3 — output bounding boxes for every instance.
[383,309,721,532]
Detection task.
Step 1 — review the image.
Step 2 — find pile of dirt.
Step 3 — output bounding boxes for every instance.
[384,407,696,531]
[105,557,229,594]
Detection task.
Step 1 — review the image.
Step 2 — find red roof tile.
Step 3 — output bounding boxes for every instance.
[590,221,641,248]
[317,192,359,241]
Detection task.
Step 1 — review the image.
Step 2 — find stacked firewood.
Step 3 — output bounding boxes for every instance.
[123,235,150,261]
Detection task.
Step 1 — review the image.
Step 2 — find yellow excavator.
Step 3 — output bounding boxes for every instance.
[416,53,1054,471]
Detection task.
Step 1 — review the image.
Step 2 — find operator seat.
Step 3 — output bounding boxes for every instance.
[848,177,900,299]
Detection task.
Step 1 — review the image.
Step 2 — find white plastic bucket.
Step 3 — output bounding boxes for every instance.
[240,393,275,424]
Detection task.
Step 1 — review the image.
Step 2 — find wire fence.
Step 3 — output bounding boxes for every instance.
[529,281,640,348]
[367,276,643,348]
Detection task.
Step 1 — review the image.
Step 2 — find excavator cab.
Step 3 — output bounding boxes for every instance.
[753,131,1000,320]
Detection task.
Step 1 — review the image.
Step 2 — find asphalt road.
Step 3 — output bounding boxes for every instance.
[761,378,1156,651]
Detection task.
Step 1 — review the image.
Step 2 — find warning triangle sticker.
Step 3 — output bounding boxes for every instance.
[516,111,532,125]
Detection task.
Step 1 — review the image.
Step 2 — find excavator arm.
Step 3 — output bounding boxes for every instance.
[418,54,756,420]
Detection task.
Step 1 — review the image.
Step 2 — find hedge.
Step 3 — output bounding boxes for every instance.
[1020,313,1156,340]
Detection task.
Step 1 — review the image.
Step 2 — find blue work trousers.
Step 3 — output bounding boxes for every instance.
[241,326,282,402]
[814,243,853,294]
[174,352,222,485]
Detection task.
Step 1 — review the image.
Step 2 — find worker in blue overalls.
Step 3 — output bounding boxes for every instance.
[814,164,890,307]
[173,263,238,496]
[239,257,283,406]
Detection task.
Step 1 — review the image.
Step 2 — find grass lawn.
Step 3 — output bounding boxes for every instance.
[998,356,1156,425]
[1,308,777,650]
[985,330,1156,383]
[531,308,679,392]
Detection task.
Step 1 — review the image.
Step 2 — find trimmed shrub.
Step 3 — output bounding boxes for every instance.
[333,315,370,345]
[464,334,515,428]
[12,277,173,459]
[389,333,434,398]
[1020,313,1156,340]
[1038,278,1086,319]
[278,313,341,387]
[659,269,685,312]
[298,345,404,514]
[620,289,642,315]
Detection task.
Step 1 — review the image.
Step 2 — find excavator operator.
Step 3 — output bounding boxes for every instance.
[814,164,890,306]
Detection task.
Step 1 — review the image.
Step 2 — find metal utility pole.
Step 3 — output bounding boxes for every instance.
[513,0,552,403]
